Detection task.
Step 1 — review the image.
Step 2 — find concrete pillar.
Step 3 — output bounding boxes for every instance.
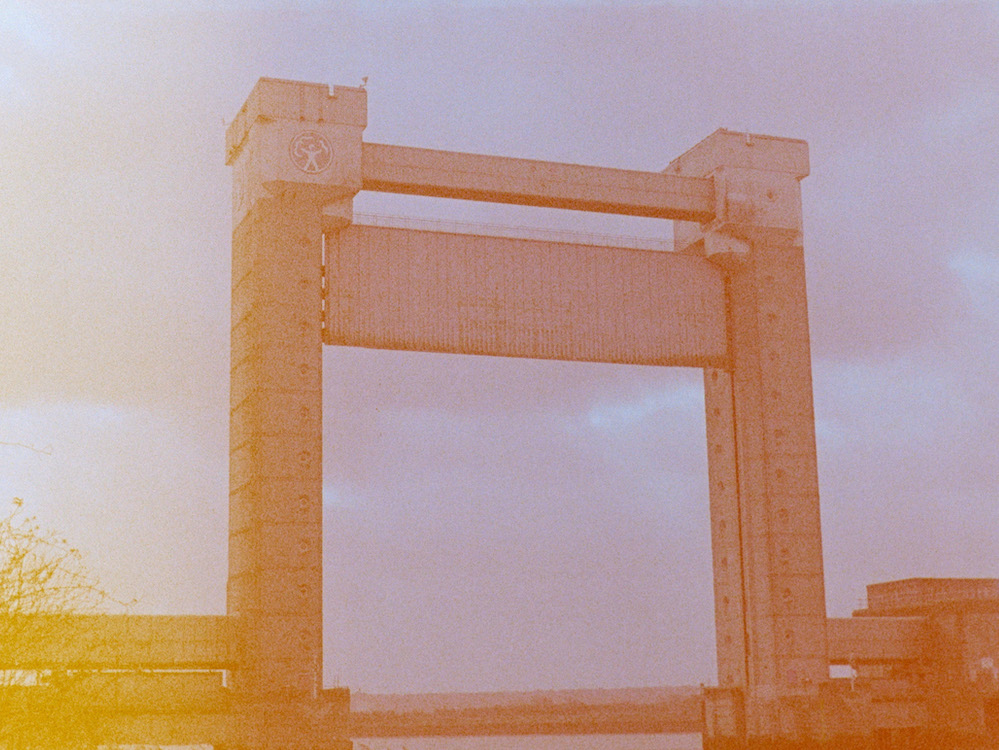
[226,78,365,748]
[670,130,828,746]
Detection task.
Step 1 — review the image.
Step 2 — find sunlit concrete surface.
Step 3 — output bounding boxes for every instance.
[226,78,826,749]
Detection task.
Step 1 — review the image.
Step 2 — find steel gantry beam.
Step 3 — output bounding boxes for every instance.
[360,142,716,221]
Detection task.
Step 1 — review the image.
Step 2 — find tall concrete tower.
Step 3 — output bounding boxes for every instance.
[671,132,828,743]
[225,78,364,749]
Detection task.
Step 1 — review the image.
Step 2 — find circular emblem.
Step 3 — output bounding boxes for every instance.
[289,131,333,174]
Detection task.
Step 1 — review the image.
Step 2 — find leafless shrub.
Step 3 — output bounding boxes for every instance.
[0,498,119,750]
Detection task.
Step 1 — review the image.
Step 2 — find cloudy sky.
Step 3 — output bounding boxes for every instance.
[2,1,998,694]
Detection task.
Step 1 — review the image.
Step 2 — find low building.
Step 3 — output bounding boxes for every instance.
[824,577,999,746]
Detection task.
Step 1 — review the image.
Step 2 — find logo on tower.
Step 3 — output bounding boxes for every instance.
[289,131,334,174]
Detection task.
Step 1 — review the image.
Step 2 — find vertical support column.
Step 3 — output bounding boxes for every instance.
[226,78,365,749]
[703,364,750,690]
[229,186,325,694]
[671,130,828,747]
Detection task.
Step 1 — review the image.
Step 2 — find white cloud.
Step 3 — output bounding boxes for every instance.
[587,383,703,431]
[949,250,999,313]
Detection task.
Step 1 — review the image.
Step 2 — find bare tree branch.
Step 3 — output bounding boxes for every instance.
[0,498,122,750]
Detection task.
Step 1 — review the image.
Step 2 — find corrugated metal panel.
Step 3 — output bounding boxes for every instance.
[324,225,727,367]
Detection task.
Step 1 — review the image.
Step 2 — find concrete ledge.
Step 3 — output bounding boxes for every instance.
[827,616,924,665]
[666,128,810,179]
[0,614,237,669]
[226,77,367,164]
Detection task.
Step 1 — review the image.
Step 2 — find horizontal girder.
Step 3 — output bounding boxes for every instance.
[361,143,716,222]
[324,224,728,366]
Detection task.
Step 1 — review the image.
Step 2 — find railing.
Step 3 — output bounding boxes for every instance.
[350,698,702,737]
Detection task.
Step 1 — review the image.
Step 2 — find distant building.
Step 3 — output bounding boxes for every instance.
[824,577,999,746]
